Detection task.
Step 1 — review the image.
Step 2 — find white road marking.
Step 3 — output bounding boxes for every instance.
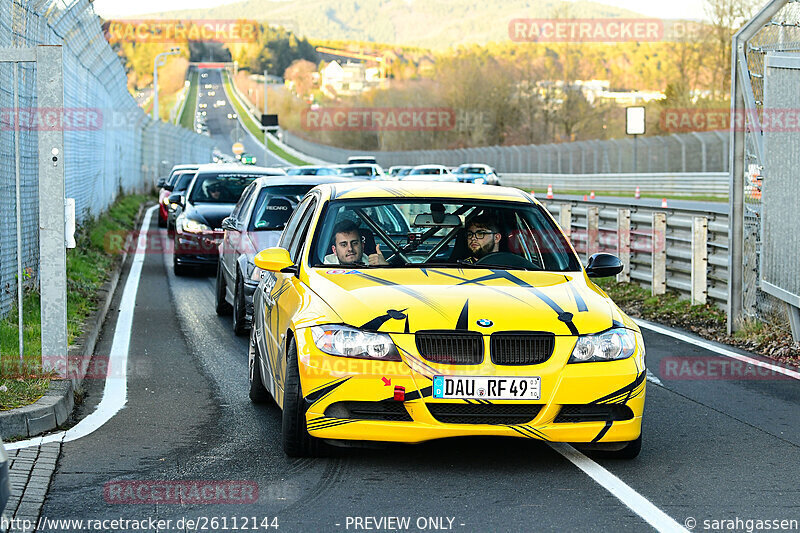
[7,206,157,450]
[637,319,800,382]
[550,443,688,533]
[646,370,663,387]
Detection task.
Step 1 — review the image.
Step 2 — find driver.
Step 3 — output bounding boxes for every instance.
[207,181,224,201]
[324,220,388,266]
[461,215,501,264]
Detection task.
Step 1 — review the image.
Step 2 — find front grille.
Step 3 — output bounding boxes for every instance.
[427,403,542,425]
[415,331,483,365]
[490,332,555,365]
[553,405,634,423]
[324,401,412,422]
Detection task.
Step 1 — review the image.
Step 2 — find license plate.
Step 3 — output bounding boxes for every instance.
[432,376,540,400]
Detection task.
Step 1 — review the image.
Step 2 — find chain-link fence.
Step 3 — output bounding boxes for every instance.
[281,129,729,174]
[730,0,800,335]
[0,0,214,319]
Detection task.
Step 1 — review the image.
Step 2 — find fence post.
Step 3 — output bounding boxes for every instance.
[37,45,68,377]
[652,212,667,296]
[617,208,631,283]
[692,216,708,305]
[559,204,572,238]
[586,206,599,260]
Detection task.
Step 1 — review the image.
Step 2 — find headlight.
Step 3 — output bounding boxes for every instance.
[569,328,639,363]
[161,196,171,206]
[180,216,211,234]
[310,325,401,361]
[474,177,486,184]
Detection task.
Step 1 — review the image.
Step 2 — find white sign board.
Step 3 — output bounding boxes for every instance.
[626,106,646,136]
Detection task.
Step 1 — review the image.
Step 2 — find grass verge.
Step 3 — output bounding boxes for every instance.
[179,71,199,130]
[596,278,799,367]
[0,193,150,410]
[221,71,309,166]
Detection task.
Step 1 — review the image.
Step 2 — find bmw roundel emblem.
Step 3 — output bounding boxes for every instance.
[477,319,493,328]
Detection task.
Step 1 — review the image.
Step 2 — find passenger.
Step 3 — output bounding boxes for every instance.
[460,215,501,264]
[324,220,388,266]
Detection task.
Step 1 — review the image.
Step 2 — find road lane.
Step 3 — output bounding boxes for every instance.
[195,69,287,167]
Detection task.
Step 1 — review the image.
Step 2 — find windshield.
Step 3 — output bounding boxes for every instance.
[248,185,315,231]
[188,172,263,203]
[173,172,196,192]
[310,199,580,271]
[287,167,339,176]
[341,166,376,176]
[456,166,486,174]
[411,168,443,175]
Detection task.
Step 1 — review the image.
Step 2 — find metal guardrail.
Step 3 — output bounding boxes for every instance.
[542,199,730,309]
[502,172,729,197]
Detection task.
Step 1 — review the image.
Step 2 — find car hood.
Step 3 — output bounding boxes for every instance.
[305,267,615,336]
[185,202,237,230]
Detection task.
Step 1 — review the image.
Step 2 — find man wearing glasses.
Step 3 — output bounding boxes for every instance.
[461,215,502,264]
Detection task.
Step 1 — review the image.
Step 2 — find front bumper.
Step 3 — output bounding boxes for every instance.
[295,328,645,445]
[243,279,258,322]
[174,230,222,266]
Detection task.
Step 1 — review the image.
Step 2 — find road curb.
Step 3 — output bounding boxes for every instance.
[0,203,148,440]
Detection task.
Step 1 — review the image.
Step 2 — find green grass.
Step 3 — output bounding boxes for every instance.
[594,277,726,329]
[0,193,150,410]
[221,72,309,166]
[530,189,728,203]
[179,71,199,130]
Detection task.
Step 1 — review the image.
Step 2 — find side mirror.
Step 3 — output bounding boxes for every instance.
[156,177,167,188]
[163,184,174,192]
[168,194,185,208]
[254,247,296,273]
[585,253,624,278]
[221,217,238,231]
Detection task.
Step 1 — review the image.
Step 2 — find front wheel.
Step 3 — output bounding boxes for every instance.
[606,434,642,460]
[281,338,323,457]
[232,274,248,336]
[248,329,272,404]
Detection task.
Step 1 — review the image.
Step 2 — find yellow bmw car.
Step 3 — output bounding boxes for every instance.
[249,182,646,458]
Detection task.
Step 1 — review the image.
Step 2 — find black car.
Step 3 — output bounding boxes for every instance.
[215,175,349,335]
[170,164,286,275]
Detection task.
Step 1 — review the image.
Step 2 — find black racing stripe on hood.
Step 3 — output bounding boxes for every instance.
[351,271,449,318]
[456,300,469,330]
[455,269,581,335]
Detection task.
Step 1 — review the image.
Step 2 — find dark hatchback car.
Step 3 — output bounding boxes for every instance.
[215,175,349,335]
[170,164,286,275]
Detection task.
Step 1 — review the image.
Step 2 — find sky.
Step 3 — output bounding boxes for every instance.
[92,0,709,22]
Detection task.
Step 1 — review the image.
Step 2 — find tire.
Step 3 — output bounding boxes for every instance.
[248,329,271,404]
[215,261,232,316]
[232,273,248,336]
[281,338,323,457]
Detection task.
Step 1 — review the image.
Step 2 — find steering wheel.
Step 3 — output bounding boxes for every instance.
[474,252,539,270]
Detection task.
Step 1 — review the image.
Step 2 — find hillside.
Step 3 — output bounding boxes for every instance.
[135,0,648,49]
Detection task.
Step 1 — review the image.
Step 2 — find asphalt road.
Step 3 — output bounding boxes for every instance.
[195,69,288,167]
[37,215,800,532]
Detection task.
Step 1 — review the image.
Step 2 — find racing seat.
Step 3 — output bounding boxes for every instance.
[255,197,293,230]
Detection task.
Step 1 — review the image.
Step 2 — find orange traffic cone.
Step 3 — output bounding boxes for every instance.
[546,184,554,199]
[661,198,668,208]
[530,189,536,198]
[635,186,641,200]
[589,191,596,200]
[583,194,588,201]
